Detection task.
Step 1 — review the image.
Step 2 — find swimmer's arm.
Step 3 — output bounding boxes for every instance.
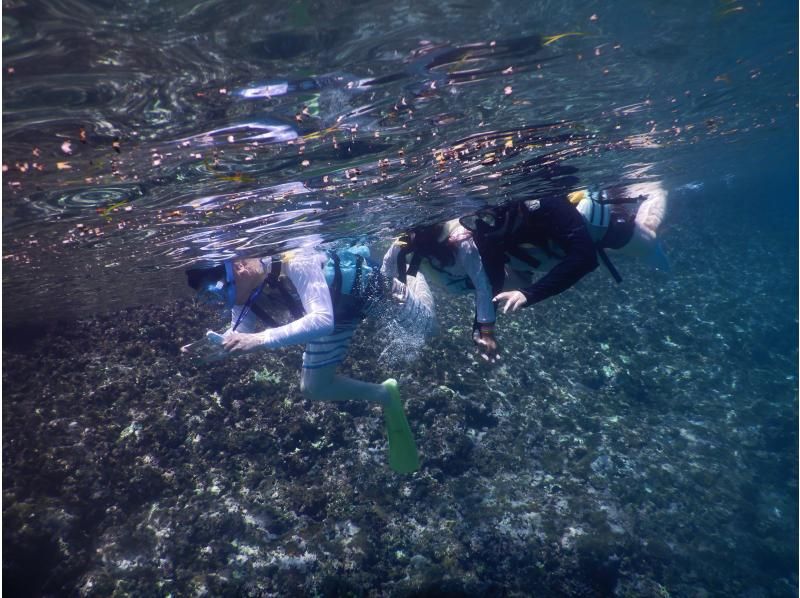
[223,255,334,353]
[456,237,499,360]
[380,239,403,280]
[502,198,599,309]
[455,237,496,325]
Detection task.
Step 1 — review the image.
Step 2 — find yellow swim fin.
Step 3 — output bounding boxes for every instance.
[382,379,420,474]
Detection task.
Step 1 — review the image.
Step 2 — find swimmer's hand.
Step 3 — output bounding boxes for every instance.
[493,290,527,314]
[472,323,499,363]
[390,278,408,304]
[181,330,229,364]
[221,331,265,354]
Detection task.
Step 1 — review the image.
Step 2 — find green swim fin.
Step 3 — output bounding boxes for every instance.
[382,379,420,474]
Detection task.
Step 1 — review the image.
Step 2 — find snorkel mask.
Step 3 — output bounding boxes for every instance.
[459,209,499,233]
[459,200,536,238]
[186,262,237,309]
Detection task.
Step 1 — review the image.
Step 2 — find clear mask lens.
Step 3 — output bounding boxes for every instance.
[198,280,231,306]
[459,210,497,232]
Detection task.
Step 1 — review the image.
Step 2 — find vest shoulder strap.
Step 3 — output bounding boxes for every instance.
[268,258,281,283]
[270,257,305,318]
[327,251,343,306]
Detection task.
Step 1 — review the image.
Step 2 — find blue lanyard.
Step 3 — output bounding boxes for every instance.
[232,277,270,332]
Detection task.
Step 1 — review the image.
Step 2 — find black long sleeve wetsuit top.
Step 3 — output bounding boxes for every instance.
[474,194,599,307]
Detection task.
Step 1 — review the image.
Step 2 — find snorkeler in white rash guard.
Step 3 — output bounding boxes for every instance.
[185,247,436,474]
[382,220,498,358]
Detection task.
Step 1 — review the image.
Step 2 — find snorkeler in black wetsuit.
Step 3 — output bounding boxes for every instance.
[384,182,669,359]
[466,195,600,312]
[468,183,669,314]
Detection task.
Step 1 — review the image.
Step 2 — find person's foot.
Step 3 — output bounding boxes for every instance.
[381,379,420,473]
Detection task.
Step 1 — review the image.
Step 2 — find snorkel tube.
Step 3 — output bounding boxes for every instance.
[222,261,236,308]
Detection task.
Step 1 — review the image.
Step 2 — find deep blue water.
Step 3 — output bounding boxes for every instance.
[2,0,798,595]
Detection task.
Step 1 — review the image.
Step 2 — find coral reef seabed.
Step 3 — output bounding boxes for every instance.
[3,232,798,596]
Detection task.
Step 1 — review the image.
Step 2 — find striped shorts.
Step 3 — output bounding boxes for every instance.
[301,322,358,369]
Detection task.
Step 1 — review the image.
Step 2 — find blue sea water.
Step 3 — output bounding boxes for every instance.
[2,0,798,595]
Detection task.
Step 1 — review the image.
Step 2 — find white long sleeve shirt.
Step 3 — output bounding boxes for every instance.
[230,252,335,348]
[382,223,495,325]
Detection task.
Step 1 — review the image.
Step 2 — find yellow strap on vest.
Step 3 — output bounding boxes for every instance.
[568,189,587,205]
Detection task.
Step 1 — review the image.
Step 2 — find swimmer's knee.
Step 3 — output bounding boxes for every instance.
[635,193,668,236]
[300,379,325,401]
[635,222,657,243]
[300,370,332,401]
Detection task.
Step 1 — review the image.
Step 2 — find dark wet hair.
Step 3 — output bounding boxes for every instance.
[405,222,455,268]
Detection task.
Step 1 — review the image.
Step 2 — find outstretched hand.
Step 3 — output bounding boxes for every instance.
[493,290,527,314]
[222,331,263,354]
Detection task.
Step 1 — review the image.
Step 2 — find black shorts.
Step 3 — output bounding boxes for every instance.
[333,269,386,325]
[600,206,636,249]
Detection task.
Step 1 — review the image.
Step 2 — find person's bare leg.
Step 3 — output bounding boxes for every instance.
[300,363,389,404]
[611,182,669,269]
[299,313,419,472]
[631,181,668,239]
